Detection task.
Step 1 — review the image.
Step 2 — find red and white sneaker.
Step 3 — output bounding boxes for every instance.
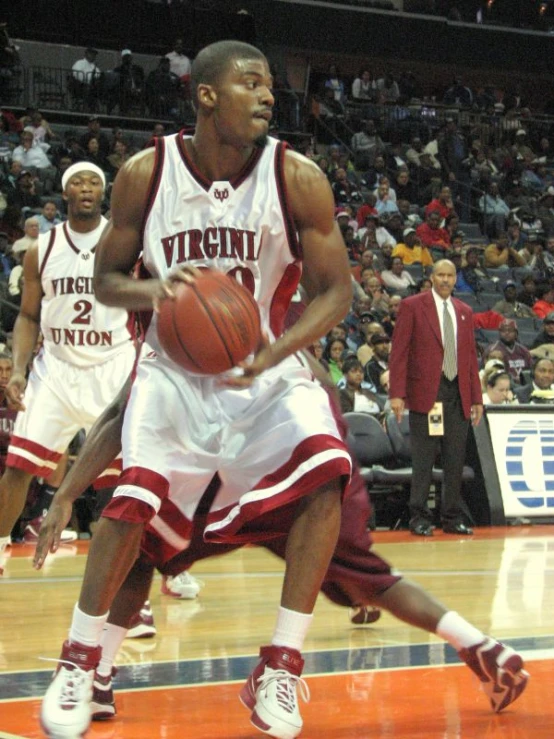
[91,668,117,720]
[126,601,156,639]
[349,606,382,626]
[239,645,310,739]
[459,637,529,713]
[161,571,202,599]
[23,515,78,543]
[40,639,101,738]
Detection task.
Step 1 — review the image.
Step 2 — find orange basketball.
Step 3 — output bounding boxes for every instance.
[156,270,261,374]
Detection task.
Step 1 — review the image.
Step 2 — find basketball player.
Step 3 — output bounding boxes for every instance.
[0,162,136,577]
[38,42,525,739]
[35,354,528,725]
[41,40,355,739]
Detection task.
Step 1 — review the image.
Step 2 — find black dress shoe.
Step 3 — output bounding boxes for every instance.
[410,522,434,537]
[442,522,473,535]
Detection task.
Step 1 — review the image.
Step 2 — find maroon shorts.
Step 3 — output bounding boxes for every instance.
[142,461,400,608]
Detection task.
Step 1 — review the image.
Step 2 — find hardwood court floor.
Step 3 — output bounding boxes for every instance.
[1,526,553,738]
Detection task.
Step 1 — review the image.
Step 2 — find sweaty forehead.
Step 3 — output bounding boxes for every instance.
[228,57,270,78]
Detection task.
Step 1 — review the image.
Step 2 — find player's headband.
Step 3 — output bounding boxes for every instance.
[62,162,106,192]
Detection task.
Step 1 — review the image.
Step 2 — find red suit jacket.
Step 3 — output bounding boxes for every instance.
[389,291,482,418]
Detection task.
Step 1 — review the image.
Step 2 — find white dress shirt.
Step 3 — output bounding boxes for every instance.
[431,287,458,361]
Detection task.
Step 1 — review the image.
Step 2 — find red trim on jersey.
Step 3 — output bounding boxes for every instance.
[275,142,302,260]
[39,228,56,279]
[128,259,155,341]
[176,132,265,191]
[232,145,264,189]
[62,222,83,255]
[139,136,165,246]
[102,496,155,524]
[204,434,351,544]
[269,262,302,338]
[7,435,63,477]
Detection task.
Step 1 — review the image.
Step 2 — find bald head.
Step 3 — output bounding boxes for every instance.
[431,259,456,299]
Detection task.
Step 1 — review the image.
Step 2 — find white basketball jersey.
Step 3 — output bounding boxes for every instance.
[141,133,302,360]
[38,218,133,367]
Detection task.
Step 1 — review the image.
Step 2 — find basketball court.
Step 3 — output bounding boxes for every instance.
[0,526,552,738]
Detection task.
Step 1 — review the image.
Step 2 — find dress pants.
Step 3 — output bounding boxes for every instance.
[408,375,469,526]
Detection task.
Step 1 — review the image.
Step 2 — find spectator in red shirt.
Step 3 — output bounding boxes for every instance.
[416,210,450,253]
[533,283,554,320]
[424,185,456,220]
[356,193,378,228]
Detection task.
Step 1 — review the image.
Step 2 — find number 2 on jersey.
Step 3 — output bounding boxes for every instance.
[72,299,93,325]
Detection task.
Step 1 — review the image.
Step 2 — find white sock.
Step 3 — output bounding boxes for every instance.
[97,623,127,677]
[69,603,109,647]
[436,611,485,651]
[0,535,10,553]
[272,606,313,652]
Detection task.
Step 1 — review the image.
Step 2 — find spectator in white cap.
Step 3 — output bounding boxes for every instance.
[112,49,145,115]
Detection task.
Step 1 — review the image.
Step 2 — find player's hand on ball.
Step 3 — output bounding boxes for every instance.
[5,373,27,411]
[223,333,275,387]
[33,495,73,569]
[152,266,203,312]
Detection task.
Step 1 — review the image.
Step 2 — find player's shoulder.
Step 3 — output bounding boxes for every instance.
[282,146,333,210]
[283,146,328,182]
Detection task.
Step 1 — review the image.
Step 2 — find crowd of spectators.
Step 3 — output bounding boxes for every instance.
[304,68,554,415]
[3,49,554,410]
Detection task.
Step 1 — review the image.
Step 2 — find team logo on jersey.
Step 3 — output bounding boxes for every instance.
[81,252,90,260]
[214,188,229,202]
[505,418,554,508]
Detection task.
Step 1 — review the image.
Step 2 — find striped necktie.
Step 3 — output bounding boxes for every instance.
[442,301,457,380]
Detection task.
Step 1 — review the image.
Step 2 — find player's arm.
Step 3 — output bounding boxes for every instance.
[274,152,352,359]
[227,152,352,386]
[33,376,130,569]
[7,245,42,410]
[93,150,196,310]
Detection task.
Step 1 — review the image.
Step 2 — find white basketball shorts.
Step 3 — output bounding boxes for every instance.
[7,345,135,479]
[103,351,352,550]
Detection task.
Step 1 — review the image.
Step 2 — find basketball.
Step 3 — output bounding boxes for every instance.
[156,269,261,374]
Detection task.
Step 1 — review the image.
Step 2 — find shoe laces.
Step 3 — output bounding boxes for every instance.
[41,657,92,704]
[257,668,310,714]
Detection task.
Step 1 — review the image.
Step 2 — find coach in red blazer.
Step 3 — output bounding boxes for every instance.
[389,260,483,536]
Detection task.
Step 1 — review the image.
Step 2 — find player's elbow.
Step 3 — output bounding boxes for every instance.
[334,279,354,320]
[93,271,115,305]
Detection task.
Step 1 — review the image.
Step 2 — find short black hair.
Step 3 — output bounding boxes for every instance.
[190,40,266,107]
[342,356,363,374]
[532,356,554,376]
